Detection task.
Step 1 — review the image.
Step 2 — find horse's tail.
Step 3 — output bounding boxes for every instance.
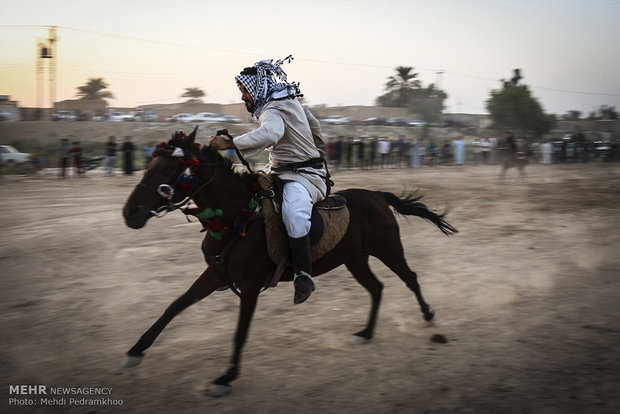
[382,191,458,236]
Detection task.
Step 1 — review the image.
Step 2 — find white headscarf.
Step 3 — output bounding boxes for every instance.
[235,55,301,117]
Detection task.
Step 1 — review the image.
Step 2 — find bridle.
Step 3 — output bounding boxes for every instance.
[138,160,219,218]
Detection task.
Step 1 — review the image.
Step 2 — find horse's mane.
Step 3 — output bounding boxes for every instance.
[160,130,256,186]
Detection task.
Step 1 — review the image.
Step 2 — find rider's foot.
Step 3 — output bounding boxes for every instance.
[293,271,315,305]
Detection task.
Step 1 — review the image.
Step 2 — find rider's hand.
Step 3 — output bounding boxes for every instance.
[210,135,234,150]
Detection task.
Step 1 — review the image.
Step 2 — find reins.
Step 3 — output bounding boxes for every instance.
[216,129,255,174]
[143,167,218,218]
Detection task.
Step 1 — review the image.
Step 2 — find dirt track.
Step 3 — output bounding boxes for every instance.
[1,162,620,414]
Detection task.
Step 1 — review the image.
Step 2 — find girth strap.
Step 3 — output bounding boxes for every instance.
[202,233,242,297]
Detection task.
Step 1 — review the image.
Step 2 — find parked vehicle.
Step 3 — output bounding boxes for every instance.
[407,119,425,127]
[386,117,408,126]
[0,111,15,121]
[361,117,388,125]
[83,155,106,170]
[320,115,352,125]
[52,110,77,121]
[0,145,30,166]
[165,113,195,123]
[132,109,158,122]
[108,112,133,122]
[222,115,241,123]
[193,112,228,123]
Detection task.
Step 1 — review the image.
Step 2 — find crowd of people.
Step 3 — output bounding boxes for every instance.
[52,135,157,178]
[324,130,620,171]
[326,135,478,170]
[12,128,618,179]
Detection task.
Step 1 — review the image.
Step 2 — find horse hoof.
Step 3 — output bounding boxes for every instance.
[350,335,370,345]
[208,384,230,397]
[424,310,435,322]
[122,355,143,368]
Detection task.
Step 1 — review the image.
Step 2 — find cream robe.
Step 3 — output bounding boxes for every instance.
[233,99,327,203]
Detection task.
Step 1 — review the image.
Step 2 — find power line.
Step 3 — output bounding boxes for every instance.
[2,24,619,99]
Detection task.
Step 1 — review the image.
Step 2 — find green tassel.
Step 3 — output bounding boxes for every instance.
[196,207,223,219]
[248,199,258,209]
[209,231,223,240]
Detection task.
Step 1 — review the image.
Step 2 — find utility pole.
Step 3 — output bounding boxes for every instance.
[48,27,58,112]
[435,70,444,91]
[35,26,57,120]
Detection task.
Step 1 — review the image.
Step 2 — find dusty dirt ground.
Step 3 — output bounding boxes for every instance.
[1,161,620,414]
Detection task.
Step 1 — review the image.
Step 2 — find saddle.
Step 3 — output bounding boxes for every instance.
[256,173,349,265]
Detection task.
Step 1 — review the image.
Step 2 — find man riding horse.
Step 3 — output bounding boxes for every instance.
[209,56,328,305]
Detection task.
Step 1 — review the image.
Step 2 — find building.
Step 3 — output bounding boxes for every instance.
[0,95,21,121]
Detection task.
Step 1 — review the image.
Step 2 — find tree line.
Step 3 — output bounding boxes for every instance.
[75,70,617,138]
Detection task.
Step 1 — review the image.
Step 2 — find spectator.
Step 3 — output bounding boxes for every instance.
[143,141,156,169]
[122,136,136,175]
[58,138,70,178]
[354,138,366,169]
[452,136,465,166]
[31,146,43,174]
[368,137,377,169]
[378,138,391,168]
[104,136,117,176]
[426,141,438,166]
[69,141,85,176]
[410,139,423,168]
[441,140,452,165]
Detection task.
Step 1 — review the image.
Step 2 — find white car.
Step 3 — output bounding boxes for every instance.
[108,112,133,122]
[407,120,426,127]
[0,145,30,166]
[165,113,195,123]
[320,115,352,125]
[222,115,241,123]
[52,110,77,121]
[193,112,228,123]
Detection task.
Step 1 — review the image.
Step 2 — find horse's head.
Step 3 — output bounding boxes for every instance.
[123,126,199,229]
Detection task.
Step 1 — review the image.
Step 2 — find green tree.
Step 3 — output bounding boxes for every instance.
[486,69,555,137]
[181,87,206,103]
[563,110,582,121]
[588,105,618,120]
[76,78,114,100]
[376,66,421,108]
[408,84,447,124]
[376,66,447,125]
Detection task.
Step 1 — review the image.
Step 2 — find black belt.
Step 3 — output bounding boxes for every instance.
[272,157,324,173]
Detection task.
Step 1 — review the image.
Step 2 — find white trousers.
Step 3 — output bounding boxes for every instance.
[282,181,312,238]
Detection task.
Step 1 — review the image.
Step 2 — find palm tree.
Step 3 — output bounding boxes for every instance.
[385,66,421,91]
[379,66,421,107]
[76,78,114,100]
[181,87,206,103]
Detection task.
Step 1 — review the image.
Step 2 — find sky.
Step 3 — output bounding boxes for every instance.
[1,0,619,116]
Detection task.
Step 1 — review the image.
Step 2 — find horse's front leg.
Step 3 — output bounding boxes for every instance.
[210,279,262,396]
[123,266,222,367]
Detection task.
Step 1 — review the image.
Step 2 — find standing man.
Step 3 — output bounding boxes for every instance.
[143,141,156,169]
[58,138,70,178]
[104,136,117,176]
[122,136,135,175]
[210,56,328,305]
[452,135,466,166]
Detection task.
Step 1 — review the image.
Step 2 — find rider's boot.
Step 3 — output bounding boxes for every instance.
[289,234,315,304]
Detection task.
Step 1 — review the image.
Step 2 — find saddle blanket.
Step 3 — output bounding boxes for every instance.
[257,173,349,264]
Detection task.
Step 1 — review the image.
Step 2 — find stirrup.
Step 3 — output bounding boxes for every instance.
[293,271,315,305]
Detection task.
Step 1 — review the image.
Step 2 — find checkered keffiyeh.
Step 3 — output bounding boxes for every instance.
[235,55,301,117]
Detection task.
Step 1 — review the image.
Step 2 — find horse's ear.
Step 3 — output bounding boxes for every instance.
[187,125,198,143]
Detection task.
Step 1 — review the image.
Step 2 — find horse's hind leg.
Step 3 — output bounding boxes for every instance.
[345,254,383,342]
[123,267,221,367]
[375,247,434,322]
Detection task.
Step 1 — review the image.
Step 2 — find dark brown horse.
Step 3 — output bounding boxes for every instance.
[122,127,457,396]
